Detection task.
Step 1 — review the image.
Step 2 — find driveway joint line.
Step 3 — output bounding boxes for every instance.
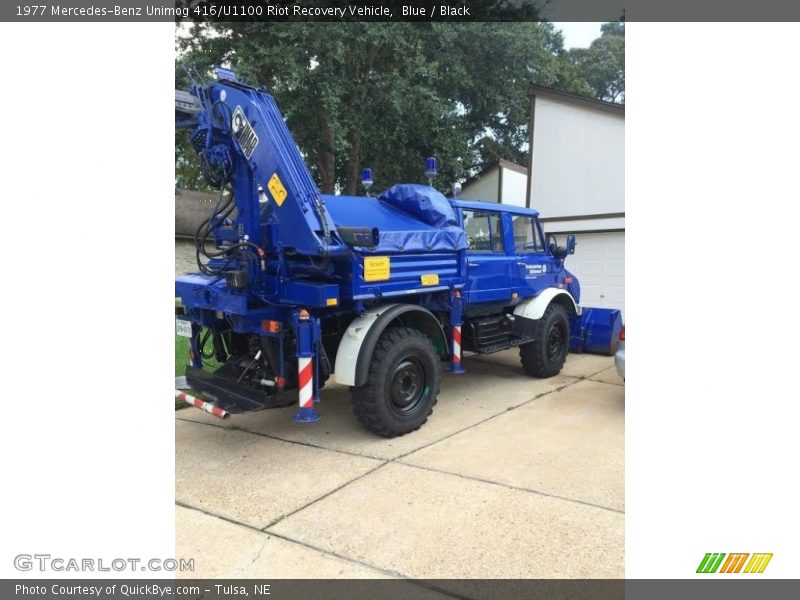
[394,461,624,514]
[260,461,389,531]
[264,529,399,580]
[467,356,615,384]
[263,528,474,599]
[587,377,624,387]
[176,499,265,533]
[177,368,595,512]
[176,367,583,464]
[256,373,619,515]
[175,416,383,461]
[582,366,619,380]
[177,360,621,546]
[392,377,583,461]
[176,500,451,587]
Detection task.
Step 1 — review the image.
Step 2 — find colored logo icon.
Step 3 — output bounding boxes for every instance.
[697,553,772,574]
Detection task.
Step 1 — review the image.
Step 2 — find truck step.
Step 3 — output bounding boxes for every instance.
[185,367,293,414]
[474,336,535,355]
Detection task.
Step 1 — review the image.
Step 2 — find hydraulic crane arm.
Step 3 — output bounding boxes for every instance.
[176,69,347,259]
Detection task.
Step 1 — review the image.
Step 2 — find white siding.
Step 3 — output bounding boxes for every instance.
[499,167,528,208]
[459,169,499,203]
[542,216,625,234]
[530,96,624,218]
[527,93,625,318]
[460,164,528,207]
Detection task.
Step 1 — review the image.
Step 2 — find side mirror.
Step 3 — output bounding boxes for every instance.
[566,234,576,255]
[547,233,571,260]
[546,233,558,254]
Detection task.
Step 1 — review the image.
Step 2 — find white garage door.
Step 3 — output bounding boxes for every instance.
[565,232,625,317]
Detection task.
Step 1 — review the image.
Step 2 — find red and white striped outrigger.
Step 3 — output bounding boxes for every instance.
[451,324,463,367]
[447,290,466,374]
[297,355,314,412]
[291,309,321,423]
[175,389,229,419]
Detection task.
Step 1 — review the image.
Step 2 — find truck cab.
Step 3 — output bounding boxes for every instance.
[453,200,580,307]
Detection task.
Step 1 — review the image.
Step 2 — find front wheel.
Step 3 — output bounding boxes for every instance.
[519,303,570,377]
[350,327,441,437]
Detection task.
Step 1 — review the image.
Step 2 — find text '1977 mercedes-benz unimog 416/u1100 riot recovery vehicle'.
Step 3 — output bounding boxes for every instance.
[175,68,623,437]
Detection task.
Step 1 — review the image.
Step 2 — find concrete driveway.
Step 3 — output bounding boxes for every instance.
[176,351,624,581]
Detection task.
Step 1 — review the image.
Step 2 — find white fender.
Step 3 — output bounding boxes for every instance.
[513,288,580,320]
[334,304,399,386]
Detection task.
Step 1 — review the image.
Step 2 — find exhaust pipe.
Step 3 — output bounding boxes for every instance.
[175,390,230,420]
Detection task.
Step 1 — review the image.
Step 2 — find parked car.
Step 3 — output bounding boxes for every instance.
[615,326,625,381]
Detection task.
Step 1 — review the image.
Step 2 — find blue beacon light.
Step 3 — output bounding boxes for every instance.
[425,157,438,184]
[362,168,374,195]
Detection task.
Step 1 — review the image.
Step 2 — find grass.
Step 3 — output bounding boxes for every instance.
[175,335,190,409]
[175,335,191,376]
[175,331,221,409]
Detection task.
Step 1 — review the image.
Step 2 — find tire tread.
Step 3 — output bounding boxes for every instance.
[350,327,440,437]
[519,303,570,378]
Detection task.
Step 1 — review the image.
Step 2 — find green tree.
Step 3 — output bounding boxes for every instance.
[567,22,625,103]
[175,22,618,193]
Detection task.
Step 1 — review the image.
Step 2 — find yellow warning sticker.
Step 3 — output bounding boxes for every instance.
[420,273,440,286]
[363,256,390,282]
[326,298,338,307]
[268,173,288,206]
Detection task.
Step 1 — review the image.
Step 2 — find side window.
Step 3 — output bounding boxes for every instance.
[512,215,544,253]
[464,210,504,252]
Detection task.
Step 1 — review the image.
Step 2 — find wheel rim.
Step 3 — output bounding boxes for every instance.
[388,358,427,415]
[547,321,567,361]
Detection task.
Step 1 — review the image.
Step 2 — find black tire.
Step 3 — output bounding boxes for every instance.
[519,303,570,378]
[350,327,441,437]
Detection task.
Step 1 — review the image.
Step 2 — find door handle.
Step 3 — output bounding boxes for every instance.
[468,262,480,268]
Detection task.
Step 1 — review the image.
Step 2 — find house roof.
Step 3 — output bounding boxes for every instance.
[461,159,528,191]
[529,85,625,116]
[175,188,230,238]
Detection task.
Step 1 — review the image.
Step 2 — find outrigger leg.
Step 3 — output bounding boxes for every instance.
[447,290,466,374]
[292,309,321,423]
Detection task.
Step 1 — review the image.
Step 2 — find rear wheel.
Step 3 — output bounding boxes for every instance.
[520,303,570,377]
[350,327,441,437]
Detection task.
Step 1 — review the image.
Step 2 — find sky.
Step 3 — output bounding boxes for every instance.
[553,22,603,49]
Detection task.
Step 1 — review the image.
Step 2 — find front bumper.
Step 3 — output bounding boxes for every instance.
[614,341,625,380]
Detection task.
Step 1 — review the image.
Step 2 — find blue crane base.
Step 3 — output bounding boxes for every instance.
[292,407,321,423]
[447,364,466,374]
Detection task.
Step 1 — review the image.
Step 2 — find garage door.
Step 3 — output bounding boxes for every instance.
[564,232,625,317]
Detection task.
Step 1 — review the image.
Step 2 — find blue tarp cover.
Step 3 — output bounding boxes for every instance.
[378,184,459,228]
[323,184,466,253]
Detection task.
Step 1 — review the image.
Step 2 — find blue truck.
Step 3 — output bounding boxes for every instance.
[175,68,622,437]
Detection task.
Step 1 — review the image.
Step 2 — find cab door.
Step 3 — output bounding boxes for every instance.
[462,208,516,304]
[509,214,559,297]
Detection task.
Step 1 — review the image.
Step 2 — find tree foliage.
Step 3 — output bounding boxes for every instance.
[567,22,625,103]
[176,22,624,194]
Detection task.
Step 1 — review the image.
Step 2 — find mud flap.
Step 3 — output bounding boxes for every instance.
[569,308,623,356]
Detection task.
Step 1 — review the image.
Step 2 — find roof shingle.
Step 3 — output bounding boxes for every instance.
[175,188,231,238]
